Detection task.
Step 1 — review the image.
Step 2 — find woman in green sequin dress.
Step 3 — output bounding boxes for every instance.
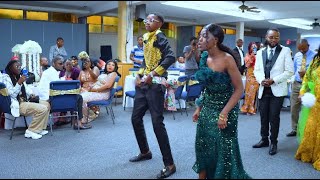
[192,24,251,179]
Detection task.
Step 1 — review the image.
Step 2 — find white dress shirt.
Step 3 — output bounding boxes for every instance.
[267,46,277,60]
[38,66,61,101]
[237,47,244,66]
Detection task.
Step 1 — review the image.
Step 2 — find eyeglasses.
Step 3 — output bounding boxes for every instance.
[57,62,63,65]
[143,19,160,24]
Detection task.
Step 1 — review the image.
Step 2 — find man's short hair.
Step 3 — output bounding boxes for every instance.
[236,39,243,43]
[148,12,164,23]
[266,28,280,35]
[190,37,197,42]
[57,37,64,41]
[301,39,309,45]
[53,55,64,64]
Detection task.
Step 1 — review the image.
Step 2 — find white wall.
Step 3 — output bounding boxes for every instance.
[89,33,177,61]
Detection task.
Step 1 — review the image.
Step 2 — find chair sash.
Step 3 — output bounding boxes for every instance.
[49,88,80,96]
[0,88,9,96]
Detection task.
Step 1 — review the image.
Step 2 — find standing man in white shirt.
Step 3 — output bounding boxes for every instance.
[49,37,68,65]
[233,39,245,75]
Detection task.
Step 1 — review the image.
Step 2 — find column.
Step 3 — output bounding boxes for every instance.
[125,3,134,63]
[118,1,127,62]
[236,22,245,43]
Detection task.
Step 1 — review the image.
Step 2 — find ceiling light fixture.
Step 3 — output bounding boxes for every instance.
[161,1,266,21]
[268,18,313,30]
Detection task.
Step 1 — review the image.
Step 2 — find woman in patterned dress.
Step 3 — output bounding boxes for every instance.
[240,42,259,115]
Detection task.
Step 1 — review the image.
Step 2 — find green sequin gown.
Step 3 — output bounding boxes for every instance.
[192,51,251,179]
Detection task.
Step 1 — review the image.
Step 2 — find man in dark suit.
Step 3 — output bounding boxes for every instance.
[233,39,245,75]
[253,28,294,155]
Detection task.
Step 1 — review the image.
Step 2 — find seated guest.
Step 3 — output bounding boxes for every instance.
[78,57,100,93]
[11,56,19,61]
[59,59,80,80]
[175,56,185,70]
[40,57,50,77]
[56,58,80,125]
[38,56,90,130]
[71,56,81,70]
[3,60,50,139]
[80,59,120,123]
[78,57,100,118]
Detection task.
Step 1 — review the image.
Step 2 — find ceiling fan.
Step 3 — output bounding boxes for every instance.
[239,1,261,13]
[310,18,320,28]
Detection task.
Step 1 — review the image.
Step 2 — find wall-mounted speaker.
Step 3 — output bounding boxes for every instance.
[135,4,146,22]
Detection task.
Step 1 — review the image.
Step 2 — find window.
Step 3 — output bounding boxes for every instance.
[225,28,236,35]
[195,26,203,37]
[0,8,23,19]
[87,15,102,33]
[26,11,48,21]
[52,12,77,23]
[103,16,118,33]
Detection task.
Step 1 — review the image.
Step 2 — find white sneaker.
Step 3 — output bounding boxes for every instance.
[24,129,42,139]
[39,130,48,136]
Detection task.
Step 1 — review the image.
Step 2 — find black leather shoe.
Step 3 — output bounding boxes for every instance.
[269,144,277,155]
[129,152,152,162]
[286,131,296,137]
[157,164,176,179]
[252,140,269,148]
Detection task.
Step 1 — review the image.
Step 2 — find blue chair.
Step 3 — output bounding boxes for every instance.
[181,75,203,116]
[124,90,136,111]
[87,88,117,124]
[0,82,27,140]
[113,76,122,106]
[49,80,81,134]
[174,75,189,115]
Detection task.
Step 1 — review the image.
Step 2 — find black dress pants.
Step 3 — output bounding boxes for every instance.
[258,89,284,144]
[131,83,174,166]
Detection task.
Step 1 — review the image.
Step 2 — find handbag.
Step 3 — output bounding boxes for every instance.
[28,95,39,103]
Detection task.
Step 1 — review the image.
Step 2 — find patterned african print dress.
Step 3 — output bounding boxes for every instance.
[192,51,251,179]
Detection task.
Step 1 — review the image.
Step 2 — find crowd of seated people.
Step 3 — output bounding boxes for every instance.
[0,52,120,139]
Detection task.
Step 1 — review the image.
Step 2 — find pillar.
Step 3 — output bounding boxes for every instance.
[236,22,245,44]
[118,1,127,62]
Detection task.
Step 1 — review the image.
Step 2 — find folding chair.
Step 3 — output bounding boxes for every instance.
[124,90,136,111]
[87,88,117,124]
[0,82,27,140]
[113,76,122,105]
[174,75,189,115]
[49,80,81,134]
[181,75,203,116]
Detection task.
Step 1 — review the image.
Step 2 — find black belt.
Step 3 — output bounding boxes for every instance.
[295,81,302,84]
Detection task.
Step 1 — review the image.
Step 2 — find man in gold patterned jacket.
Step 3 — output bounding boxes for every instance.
[128,13,177,179]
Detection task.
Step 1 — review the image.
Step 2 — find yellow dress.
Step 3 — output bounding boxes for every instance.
[295,57,320,171]
[240,53,259,114]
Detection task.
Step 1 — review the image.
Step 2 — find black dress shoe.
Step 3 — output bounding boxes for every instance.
[129,152,152,162]
[269,144,277,155]
[157,164,176,179]
[286,131,296,137]
[252,140,269,148]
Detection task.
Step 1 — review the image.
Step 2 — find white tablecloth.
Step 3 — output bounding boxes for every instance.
[122,75,186,109]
